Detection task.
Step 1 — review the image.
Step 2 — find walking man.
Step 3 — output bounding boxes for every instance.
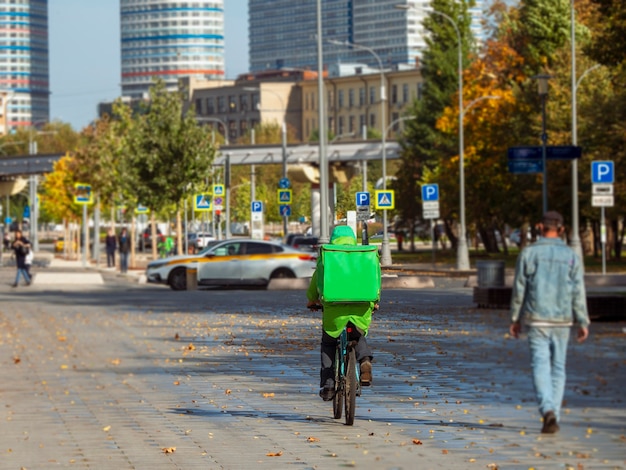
[11,230,31,287]
[509,211,590,434]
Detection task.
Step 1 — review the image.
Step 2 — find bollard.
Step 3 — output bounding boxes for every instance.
[186,267,198,291]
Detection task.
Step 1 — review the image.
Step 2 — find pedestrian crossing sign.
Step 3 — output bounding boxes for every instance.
[375,190,395,209]
[74,183,93,205]
[277,189,292,204]
[213,184,225,196]
[194,194,212,212]
[135,205,149,215]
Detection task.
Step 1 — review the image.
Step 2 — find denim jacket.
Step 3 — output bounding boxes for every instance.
[510,237,590,328]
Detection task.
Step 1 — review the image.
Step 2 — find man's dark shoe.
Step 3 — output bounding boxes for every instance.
[360,360,372,386]
[319,387,334,401]
[11,283,17,288]
[541,411,560,434]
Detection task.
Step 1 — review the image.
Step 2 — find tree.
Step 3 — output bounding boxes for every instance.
[126,80,216,257]
[395,0,474,251]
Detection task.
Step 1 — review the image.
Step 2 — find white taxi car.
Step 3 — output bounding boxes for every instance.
[146,239,316,290]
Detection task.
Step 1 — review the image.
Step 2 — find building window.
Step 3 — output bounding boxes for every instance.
[338,90,344,109]
[348,89,354,107]
[195,98,203,114]
[359,114,366,134]
[391,85,398,105]
[240,94,248,111]
[348,115,355,133]
[217,96,226,113]
[206,97,214,114]
[228,95,237,113]
[338,116,344,135]
[369,113,376,128]
[359,87,365,106]
[327,90,334,110]
[240,119,248,136]
[402,84,409,103]
[328,116,334,134]
[417,83,424,101]
[369,87,376,104]
[392,112,400,131]
[229,120,237,140]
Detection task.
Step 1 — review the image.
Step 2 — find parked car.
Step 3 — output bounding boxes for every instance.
[369,229,396,241]
[284,233,304,246]
[54,236,77,253]
[146,239,317,291]
[290,236,319,253]
[195,232,216,249]
[139,227,164,251]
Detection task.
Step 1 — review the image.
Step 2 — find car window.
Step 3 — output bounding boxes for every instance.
[218,242,241,256]
[244,242,273,255]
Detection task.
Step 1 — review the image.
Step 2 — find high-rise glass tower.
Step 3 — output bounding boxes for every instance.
[249,0,484,72]
[120,0,225,98]
[0,0,49,132]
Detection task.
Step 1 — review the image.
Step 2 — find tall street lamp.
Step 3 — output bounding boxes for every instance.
[395,3,469,270]
[533,74,551,215]
[316,0,330,244]
[327,39,391,264]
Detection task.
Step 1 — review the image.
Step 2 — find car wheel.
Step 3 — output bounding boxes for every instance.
[169,268,187,291]
[270,268,296,279]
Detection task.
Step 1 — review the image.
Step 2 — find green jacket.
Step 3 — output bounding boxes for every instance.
[307,226,378,338]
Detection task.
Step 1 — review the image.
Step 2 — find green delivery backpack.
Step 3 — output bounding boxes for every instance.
[317,244,381,302]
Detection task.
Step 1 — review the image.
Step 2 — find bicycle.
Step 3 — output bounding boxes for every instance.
[310,305,361,426]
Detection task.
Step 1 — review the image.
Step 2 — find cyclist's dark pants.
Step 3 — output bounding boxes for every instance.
[320,328,372,388]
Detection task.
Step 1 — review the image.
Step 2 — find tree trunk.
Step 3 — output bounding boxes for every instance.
[151,212,158,260]
[176,210,183,255]
[130,216,137,269]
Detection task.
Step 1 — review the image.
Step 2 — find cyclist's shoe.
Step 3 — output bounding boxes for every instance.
[360,360,372,386]
[319,387,334,401]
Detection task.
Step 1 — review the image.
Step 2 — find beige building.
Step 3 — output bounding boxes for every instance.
[186,67,422,145]
[300,68,423,143]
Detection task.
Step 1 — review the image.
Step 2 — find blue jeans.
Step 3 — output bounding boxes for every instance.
[528,326,570,420]
[120,252,129,273]
[14,268,31,285]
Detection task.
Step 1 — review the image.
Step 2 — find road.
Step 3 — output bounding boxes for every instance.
[0,267,624,469]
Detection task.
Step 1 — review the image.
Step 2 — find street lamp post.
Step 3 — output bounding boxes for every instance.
[316,0,330,244]
[395,3,469,270]
[328,39,391,264]
[533,74,551,215]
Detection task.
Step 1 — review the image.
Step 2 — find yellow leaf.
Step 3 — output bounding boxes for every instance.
[102,425,111,432]
[162,447,176,454]
[266,451,283,457]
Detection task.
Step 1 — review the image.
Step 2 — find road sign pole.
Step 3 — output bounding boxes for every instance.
[601,206,606,276]
[82,204,87,268]
[431,219,436,268]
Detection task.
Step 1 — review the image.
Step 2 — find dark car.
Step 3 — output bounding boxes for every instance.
[290,236,319,253]
[139,227,164,251]
[284,233,304,246]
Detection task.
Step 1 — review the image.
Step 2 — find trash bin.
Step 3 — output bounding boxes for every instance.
[476,260,505,287]
[186,267,198,291]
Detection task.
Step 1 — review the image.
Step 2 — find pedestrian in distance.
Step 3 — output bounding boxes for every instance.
[118,227,131,274]
[307,225,380,401]
[105,228,117,268]
[509,211,590,434]
[11,230,31,287]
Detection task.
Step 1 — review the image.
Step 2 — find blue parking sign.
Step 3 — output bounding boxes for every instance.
[421,184,439,201]
[251,201,263,212]
[591,161,614,184]
[356,192,370,207]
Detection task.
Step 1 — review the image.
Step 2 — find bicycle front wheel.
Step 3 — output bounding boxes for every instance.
[332,345,343,419]
[344,348,357,425]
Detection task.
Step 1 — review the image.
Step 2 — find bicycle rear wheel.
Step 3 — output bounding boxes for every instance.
[332,346,343,419]
[344,348,357,425]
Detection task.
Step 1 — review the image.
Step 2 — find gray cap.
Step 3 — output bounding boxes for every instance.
[542,211,563,227]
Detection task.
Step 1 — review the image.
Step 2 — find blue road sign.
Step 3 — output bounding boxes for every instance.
[421,184,439,202]
[213,184,225,196]
[251,201,263,212]
[23,206,30,218]
[4,217,11,225]
[356,191,370,207]
[277,189,292,204]
[508,146,582,161]
[279,205,292,217]
[591,161,614,184]
[508,160,543,174]
[194,194,211,211]
[278,178,291,189]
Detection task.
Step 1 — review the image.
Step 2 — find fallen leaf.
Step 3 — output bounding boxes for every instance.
[225,389,231,394]
[307,437,320,442]
[174,333,180,340]
[110,359,121,366]
[162,447,176,454]
[173,381,180,386]
[102,425,111,432]
[13,357,20,364]
[187,343,196,351]
[412,439,423,445]
[442,449,448,454]
[57,336,67,342]
[262,393,275,398]
[266,451,283,457]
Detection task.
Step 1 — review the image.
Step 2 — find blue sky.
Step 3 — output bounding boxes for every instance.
[49,0,249,130]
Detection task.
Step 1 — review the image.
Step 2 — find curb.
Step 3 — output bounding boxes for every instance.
[267,276,434,291]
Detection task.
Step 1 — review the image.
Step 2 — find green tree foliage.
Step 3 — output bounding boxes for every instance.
[585,0,626,72]
[395,0,474,250]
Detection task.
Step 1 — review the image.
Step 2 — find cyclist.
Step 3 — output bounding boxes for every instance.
[306,225,379,401]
